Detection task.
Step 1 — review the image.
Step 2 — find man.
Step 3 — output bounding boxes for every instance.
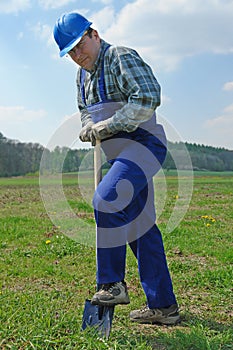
[53,12,180,325]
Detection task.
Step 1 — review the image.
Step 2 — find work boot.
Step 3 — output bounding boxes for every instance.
[130,304,180,325]
[91,281,130,306]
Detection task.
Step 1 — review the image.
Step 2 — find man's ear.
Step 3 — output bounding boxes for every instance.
[92,29,100,42]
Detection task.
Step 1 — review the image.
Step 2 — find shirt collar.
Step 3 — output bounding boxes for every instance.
[87,39,110,73]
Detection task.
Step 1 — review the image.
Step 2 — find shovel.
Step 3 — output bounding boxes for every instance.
[81,140,115,338]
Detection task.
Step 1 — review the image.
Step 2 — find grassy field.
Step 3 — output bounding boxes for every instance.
[0,172,232,349]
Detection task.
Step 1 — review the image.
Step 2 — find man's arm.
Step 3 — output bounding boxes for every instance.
[106,46,161,133]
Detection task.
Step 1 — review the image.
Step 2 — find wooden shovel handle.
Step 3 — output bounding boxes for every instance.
[94,140,102,189]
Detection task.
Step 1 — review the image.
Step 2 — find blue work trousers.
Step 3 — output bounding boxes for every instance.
[93,130,177,308]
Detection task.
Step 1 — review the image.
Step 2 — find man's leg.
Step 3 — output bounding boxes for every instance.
[91,133,168,306]
[129,225,180,325]
[93,157,149,285]
[129,224,177,309]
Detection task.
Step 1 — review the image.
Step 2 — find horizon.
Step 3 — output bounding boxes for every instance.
[0,0,233,151]
[1,129,232,152]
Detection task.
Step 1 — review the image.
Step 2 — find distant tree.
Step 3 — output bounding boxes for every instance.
[0,132,233,176]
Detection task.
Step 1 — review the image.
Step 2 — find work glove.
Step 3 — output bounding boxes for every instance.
[79,121,95,142]
[90,120,114,146]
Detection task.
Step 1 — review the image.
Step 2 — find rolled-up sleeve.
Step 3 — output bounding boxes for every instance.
[107,47,161,133]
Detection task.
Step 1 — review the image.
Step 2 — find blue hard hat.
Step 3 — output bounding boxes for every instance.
[53,12,92,57]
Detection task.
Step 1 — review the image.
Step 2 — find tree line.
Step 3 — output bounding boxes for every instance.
[164,141,233,172]
[0,132,89,177]
[0,132,233,177]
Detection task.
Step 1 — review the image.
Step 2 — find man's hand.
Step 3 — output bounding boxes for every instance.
[79,121,94,142]
[91,120,114,145]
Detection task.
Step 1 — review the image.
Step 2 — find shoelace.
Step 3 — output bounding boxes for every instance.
[140,305,150,313]
[108,283,118,293]
[102,283,115,291]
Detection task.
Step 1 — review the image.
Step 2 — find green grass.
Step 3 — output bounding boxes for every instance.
[0,172,232,349]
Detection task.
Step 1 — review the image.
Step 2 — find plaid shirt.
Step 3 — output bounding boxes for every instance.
[76,40,161,133]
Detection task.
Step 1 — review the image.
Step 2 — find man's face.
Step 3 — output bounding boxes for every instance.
[68,30,101,71]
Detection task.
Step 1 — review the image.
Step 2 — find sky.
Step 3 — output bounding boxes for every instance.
[0,0,233,150]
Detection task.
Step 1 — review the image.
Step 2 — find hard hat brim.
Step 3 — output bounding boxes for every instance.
[59,22,92,57]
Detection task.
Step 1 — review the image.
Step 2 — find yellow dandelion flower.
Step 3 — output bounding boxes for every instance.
[45,240,51,244]
[206,223,211,227]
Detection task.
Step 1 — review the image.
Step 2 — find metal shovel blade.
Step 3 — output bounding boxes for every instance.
[81,299,115,339]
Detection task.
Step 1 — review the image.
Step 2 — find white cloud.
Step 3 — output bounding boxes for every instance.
[0,0,30,13]
[31,22,54,47]
[205,103,233,127]
[94,0,233,71]
[90,6,115,32]
[206,113,233,127]
[223,81,233,91]
[204,103,233,149]
[38,0,75,9]
[91,0,112,5]
[223,104,233,114]
[161,95,171,104]
[0,106,47,123]
[17,32,24,40]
